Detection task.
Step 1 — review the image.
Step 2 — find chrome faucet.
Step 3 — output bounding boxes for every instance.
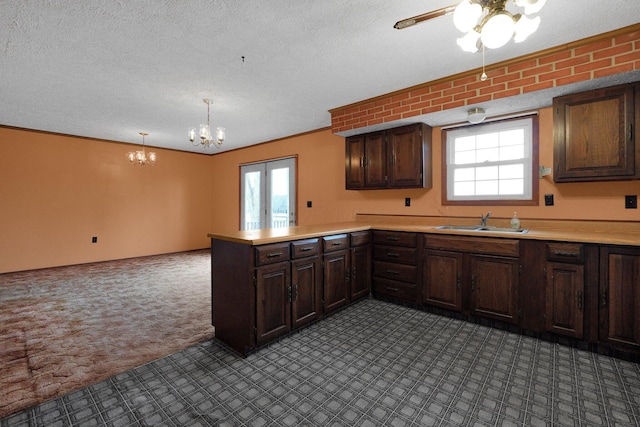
[480,211,492,227]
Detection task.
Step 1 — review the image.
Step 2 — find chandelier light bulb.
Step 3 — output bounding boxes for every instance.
[189,98,224,149]
[127,132,156,166]
[480,12,515,49]
[453,0,482,33]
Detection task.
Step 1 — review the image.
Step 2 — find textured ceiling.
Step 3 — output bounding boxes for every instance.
[1,0,639,154]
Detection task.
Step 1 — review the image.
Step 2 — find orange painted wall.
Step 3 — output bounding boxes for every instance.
[208,107,640,237]
[2,103,640,274]
[0,127,213,273]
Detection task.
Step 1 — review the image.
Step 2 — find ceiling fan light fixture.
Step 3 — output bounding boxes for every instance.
[453,0,483,33]
[515,0,547,14]
[457,30,481,53]
[480,11,515,49]
[513,14,540,42]
[467,107,486,124]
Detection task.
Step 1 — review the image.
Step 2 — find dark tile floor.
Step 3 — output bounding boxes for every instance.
[2,298,639,427]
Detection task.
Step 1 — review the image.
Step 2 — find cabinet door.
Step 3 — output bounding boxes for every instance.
[545,262,585,339]
[554,84,636,182]
[364,132,387,188]
[388,124,425,188]
[323,250,350,314]
[351,245,371,301]
[424,250,463,312]
[600,247,640,350]
[255,262,291,345]
[470,255,519,323]
[291,257,322,329]
[345,135,365,189]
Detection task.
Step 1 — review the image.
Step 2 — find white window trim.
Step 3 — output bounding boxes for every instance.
[444,115,538,205]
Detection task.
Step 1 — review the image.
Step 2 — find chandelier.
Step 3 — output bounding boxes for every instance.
[189,98,225,149]
[454,0,546,53]
[127,132,157,165]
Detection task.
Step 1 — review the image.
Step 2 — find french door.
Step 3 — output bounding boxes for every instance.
[241,157,296,231]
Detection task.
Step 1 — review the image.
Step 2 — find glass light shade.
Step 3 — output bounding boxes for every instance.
[480,12,515,49]
[513,14,540,42]
[457,30,481,53]
[128,152,135,162]
[148,152,157,163]
[215,127,225,143]
[188,128,196,142]
[453,0,482,33]
[199,124,211,141]
[516,0,547,14]
[467,108,486,124]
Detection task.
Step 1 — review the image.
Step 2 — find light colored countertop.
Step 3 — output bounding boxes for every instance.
[208,215,640,247]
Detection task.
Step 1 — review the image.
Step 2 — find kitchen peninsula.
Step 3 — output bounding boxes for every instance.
[209,215,640,361]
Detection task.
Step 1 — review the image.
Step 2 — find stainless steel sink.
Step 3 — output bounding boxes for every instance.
[436,225,528,234]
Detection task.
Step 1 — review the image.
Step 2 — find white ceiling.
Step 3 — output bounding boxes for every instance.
[1,0,639,154]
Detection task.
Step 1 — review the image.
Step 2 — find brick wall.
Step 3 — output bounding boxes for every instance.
[330,24,640,134]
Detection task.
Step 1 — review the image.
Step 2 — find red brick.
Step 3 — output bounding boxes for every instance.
[614,31,640,45]
[615,51,640,65]
[574,39,613,56]
[574,58,612,74]
[593,44,633,60]
[443,100,465,110]
[391,92,411,102]
[538,50,572,65]
[556,73,592,86]
[489,88,521,100]
[538,68,573,82]
[366,106,384,115]
[508,76,537,89]
[410,87,433,97]
[421,105,443,114]
[522,64,554,78]
[523,81,554,93]
[466,94,493,104]
[432,81,453,92]
[383,101,402,111]
[444,85,467,96]
[384,113,402,122]
[555,55,591,70]
[493,73,521,84]
[392,105,412,115]
[480,84,505,95]
[467,79,493,91]
[402,110,421,119]
[431,95,453,106]
[452,75,478,87]
[401,95,422,106]
[367,118,384,126]
[420,91,444,101]
[410,100,432,111]
[508,59,538,73]
[454,91,478,101]
[594,63,634,78]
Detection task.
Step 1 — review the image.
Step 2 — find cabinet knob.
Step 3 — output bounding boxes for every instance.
[577,290,583,310]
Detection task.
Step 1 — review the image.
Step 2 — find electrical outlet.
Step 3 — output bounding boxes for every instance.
[544,194,554,206]
[625,195,637,209]
[405,197,411,207]
[92,236,97,243]
[306,201,312,208]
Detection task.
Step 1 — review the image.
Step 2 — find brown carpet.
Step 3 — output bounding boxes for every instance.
[0,250,215,419]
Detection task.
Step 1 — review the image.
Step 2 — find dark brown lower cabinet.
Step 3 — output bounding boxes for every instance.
[291,256,322,329]
[350,245,371,300]
[469,255,519,323]
[545,262,585,339]
[255,262,291,345]
[323,248,350,314]
[600,246,640,351]
[423,250,463,311]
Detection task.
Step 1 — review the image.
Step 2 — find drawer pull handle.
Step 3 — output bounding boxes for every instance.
[386,252,400,258]
[385,269,399,275]
[386,287,400,292]
[331,242,342,246]
[386,237,400,242]
[299,247,312,252]
[553,251,579,257]
[266,252,283,258]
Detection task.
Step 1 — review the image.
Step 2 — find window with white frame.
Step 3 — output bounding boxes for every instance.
[444,115,538,205]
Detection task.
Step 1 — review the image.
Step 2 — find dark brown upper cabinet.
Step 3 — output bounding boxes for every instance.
[553,83,639,182]
[345,123,432,189]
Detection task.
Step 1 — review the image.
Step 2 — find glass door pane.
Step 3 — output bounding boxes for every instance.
[267,157,296,228]
[240,163,265,231]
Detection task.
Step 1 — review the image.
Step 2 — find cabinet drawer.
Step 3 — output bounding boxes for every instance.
[291,238,319,259]
[350,230,371,247]
[373,260,417,283]
[373,277,417,301]
[373,231,417,247]
[323,234,349,252]
[373,245,418,265]
[546,242,584,263]
[255,242,290,266]
[425,235,519,257]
